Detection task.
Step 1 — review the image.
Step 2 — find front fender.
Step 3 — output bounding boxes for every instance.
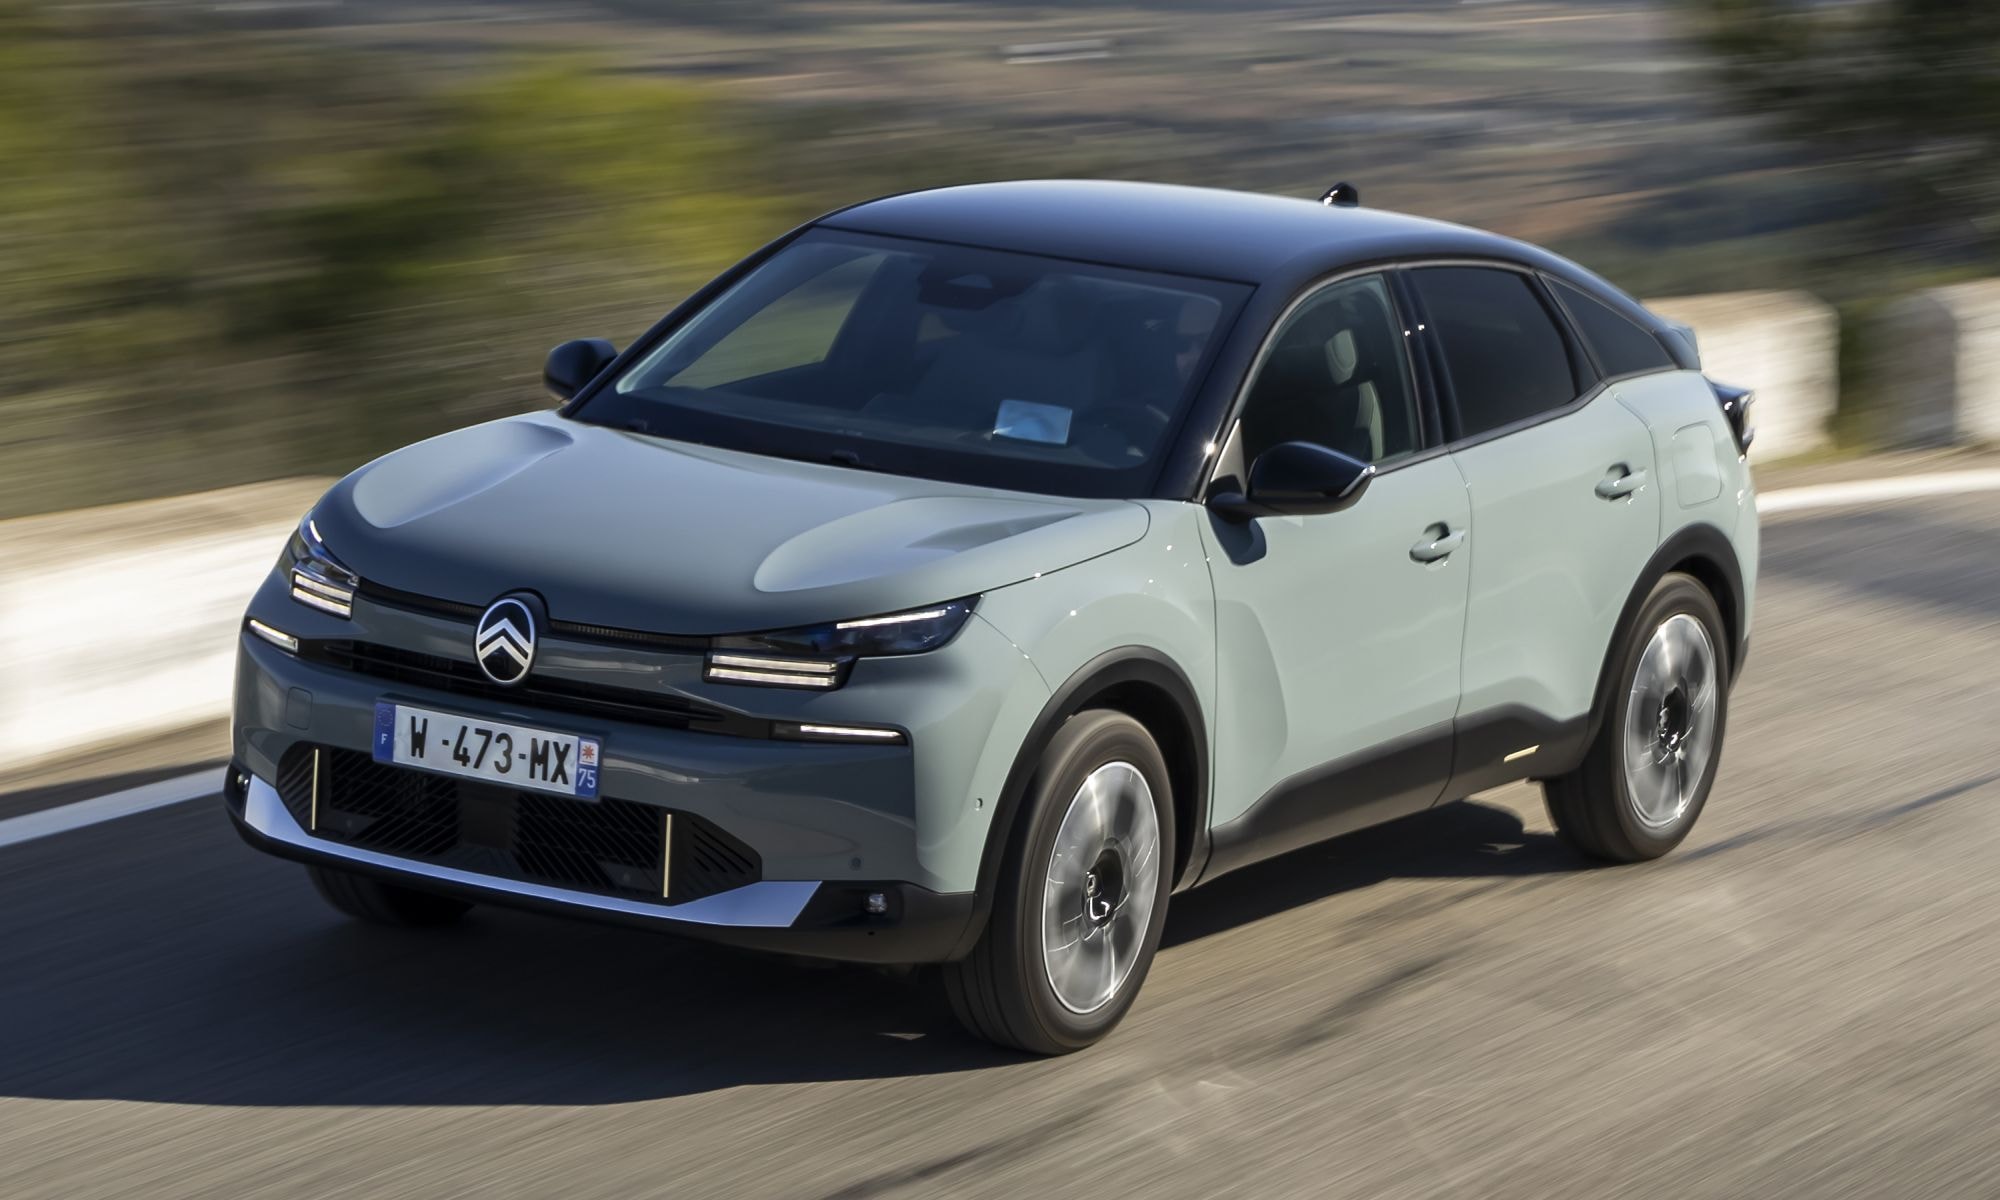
[945,502,1217,954]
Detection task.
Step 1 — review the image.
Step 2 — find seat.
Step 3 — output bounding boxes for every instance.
[1240,286,1410,465]
[867,279,1104,436]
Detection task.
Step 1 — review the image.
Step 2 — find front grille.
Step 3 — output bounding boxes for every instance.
[297,639,770,738]
[354,580,483,621]
[277,745,761,905]
[355,580,711,650]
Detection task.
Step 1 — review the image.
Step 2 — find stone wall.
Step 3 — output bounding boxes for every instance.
[1645,291,1841,462]
[1876,282,2000,447]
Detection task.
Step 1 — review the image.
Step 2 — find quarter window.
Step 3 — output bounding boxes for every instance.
[1551,279,1674,378]
[1238,274,1420,466]
[1412,267,1578,439]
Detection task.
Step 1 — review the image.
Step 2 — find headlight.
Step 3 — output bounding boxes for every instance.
[285,514,358,618]
[704,599,976,689]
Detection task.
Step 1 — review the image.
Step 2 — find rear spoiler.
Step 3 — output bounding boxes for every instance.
[1708,379,1754,456]
[1658,321,1701,372]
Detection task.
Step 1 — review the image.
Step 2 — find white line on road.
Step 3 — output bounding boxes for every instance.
[1760,469,2000,515]
[0,768,221,851]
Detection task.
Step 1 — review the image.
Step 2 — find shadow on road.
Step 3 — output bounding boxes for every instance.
[1165,795,1575,948]
[0,797,1576,1108]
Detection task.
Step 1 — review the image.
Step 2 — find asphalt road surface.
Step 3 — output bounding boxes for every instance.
[4,492,1999,1200]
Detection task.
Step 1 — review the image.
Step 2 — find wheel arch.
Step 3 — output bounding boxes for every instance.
[947,647,1209,959]
[1584,522,1745,747]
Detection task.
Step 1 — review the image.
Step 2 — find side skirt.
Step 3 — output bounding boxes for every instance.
[1201,722,1453,883]
[1196,707,1587,885]
[1443,705,1589,801]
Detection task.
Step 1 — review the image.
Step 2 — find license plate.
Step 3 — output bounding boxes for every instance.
[372,702,601,799]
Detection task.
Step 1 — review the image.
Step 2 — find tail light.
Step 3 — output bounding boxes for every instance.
[1709,380,1754,456]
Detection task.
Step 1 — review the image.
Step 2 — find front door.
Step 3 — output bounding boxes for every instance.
[1200,272,1471,876]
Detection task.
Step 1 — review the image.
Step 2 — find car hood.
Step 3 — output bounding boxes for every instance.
[311,412,1149,634]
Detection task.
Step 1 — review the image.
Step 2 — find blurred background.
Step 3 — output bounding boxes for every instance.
[7,7,2000,1197]
[5,0,1996,519]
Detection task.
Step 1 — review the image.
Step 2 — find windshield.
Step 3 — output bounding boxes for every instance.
[578,230,1248,498]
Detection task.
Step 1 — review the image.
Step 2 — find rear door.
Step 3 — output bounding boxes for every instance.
[1407,265,1661,797]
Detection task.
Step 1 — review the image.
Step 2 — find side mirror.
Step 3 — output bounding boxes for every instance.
[1209,441,1376,521]
[543,338,619,402]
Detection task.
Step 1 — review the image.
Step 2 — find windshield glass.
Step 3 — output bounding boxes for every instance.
[578,230,1248,498]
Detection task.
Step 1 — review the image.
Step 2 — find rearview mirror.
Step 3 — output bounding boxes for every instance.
[543,338,619,402]
[1209,441,1376,521]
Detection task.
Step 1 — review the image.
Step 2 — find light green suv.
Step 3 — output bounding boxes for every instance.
[228,181,1758,1053]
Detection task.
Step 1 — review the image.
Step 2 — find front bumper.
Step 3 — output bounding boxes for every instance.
[227,560,1056,962]
[225,767,975,962]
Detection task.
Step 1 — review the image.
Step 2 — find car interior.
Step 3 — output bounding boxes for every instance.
[627,246,1231,468]
[1237,279,1418,466]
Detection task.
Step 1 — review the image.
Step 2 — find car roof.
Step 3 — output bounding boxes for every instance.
[819,179,1572,287]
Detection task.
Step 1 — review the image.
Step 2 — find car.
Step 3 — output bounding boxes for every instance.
[226,179,1758,1054]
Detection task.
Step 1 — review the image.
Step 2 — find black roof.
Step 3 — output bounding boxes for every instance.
[821,179,1582,288]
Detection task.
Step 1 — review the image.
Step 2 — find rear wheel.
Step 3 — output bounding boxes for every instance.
[307,865,472,927]
[1545,573,1729,862]
[944,710,1173,1055]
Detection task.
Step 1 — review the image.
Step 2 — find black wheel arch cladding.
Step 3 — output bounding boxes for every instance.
[1585,521,1745,748]
[950,646,1208,959]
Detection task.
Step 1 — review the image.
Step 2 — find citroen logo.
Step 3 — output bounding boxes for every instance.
[475,597,537,685]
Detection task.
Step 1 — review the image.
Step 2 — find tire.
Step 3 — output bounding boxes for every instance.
[307,864,473,927]
[1545,572,1730,862]
[943,710,1175,1055]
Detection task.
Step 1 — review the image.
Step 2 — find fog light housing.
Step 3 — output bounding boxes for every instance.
[246,618,299,654]
[774,721,906,745]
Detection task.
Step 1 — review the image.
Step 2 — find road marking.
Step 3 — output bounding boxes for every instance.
[1760,469,2000,515]
[0,768,221,851]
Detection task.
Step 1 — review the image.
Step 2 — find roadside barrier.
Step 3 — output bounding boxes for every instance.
[0,479,329,774]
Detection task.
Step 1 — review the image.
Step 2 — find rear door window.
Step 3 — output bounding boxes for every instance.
[1411,267,1578,439]
[1551,280,1674,378]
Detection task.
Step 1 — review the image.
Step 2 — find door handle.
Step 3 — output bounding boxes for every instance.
[1410,526,1466,563]
[1595,466,1648,499]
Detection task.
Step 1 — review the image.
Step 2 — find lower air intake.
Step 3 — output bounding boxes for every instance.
[275,745,761,905]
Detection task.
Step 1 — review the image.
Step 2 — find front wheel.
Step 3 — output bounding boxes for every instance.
[1545,573,1730,862]
[943,710,1174,1054]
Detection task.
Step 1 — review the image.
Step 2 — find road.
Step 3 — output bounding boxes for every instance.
[3,491,1998,1199]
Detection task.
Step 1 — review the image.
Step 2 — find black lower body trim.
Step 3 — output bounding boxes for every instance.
[1195,706,1593,885]
[1200,721,1453,882]
[1443,706,1589,799]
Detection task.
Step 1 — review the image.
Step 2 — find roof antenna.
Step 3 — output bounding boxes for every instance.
[1320,181,1360,208]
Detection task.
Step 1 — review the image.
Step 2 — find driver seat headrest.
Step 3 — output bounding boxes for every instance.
[1324,328,1361,385]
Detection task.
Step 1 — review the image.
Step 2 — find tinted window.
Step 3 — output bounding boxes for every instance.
[1238,274,1419,465]
[1553,280,1674,378]
[588,230,1248,499]
[1412,267,1577,438]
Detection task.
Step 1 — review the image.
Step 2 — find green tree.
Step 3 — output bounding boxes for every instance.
[1679,0,2000,262]
[0,2,789,515]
